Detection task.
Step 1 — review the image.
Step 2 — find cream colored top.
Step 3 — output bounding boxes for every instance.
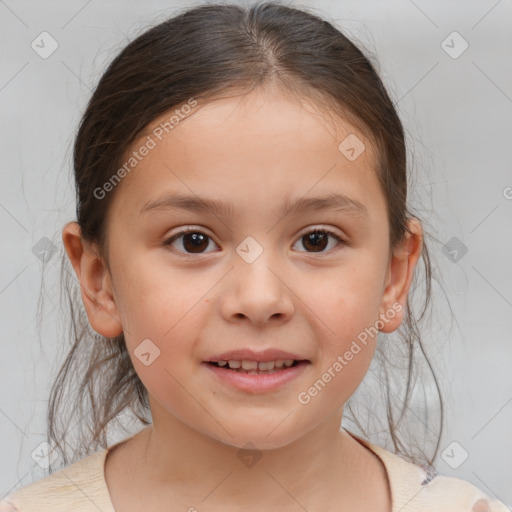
[1,430,509,511]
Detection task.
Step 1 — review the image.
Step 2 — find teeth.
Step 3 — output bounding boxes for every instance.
[258,360,277,371]
[219,359,297,371]
[241,360,258,370]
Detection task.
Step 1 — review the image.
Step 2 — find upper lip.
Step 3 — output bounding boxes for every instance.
[204,348,309,363]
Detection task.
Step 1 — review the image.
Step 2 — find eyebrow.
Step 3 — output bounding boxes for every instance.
[139,192,369,219]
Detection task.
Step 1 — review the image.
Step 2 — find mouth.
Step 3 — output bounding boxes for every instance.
[206,359,306,374]
[202,358,311,393]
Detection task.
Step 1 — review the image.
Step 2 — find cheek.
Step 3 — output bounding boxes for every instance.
[301,259,384,397]
[304,261,384,342]
[118,273,207,412]
[296,296,378,416]
[116,261,213,364]
[112,249,204,337]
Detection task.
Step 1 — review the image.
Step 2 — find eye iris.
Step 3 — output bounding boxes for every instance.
[175,230,336,254]
[183,232,208,253]
[303,231,328,252]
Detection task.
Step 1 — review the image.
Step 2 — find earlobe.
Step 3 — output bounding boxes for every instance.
[61,221,123,338]
[378,218,423,333]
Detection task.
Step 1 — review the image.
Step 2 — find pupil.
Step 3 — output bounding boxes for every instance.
[183,233,208,253]
[303,232,327,252]
[182,232,328,253]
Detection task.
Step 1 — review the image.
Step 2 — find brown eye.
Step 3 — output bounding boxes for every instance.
[293,229,344,253]
[164,229,217,254]
[163,227,344,256]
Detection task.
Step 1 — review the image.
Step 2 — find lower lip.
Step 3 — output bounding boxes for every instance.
[202,361,310,393]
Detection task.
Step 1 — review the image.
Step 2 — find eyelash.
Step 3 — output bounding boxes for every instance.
[162,226,346,256]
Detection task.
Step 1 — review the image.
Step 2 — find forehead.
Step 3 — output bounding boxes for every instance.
[108,88,385,222]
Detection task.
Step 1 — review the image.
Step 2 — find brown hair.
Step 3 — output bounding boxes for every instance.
[46,1,445,472]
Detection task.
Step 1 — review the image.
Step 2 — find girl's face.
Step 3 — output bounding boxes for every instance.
[73,87,421,449]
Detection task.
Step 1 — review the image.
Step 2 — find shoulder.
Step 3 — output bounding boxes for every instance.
[376,446,509,511]
[349,432,510,512]
[415,473,510,512]
[0,502,18,512]
[0,449,113,512]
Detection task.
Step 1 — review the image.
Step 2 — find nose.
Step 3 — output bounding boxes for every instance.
[220,253,295,326]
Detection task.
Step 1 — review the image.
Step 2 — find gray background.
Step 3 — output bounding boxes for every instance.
[1,0,511,507]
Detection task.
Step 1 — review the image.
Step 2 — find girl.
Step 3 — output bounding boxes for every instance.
[1,2,508,511]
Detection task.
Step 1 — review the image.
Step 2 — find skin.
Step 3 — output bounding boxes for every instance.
[62,84,422,512]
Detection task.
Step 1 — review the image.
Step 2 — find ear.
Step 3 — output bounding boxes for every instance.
[61,221,123,338]
[378,217,423,333]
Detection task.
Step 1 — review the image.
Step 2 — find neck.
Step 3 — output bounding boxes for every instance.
[131,401,381,511]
